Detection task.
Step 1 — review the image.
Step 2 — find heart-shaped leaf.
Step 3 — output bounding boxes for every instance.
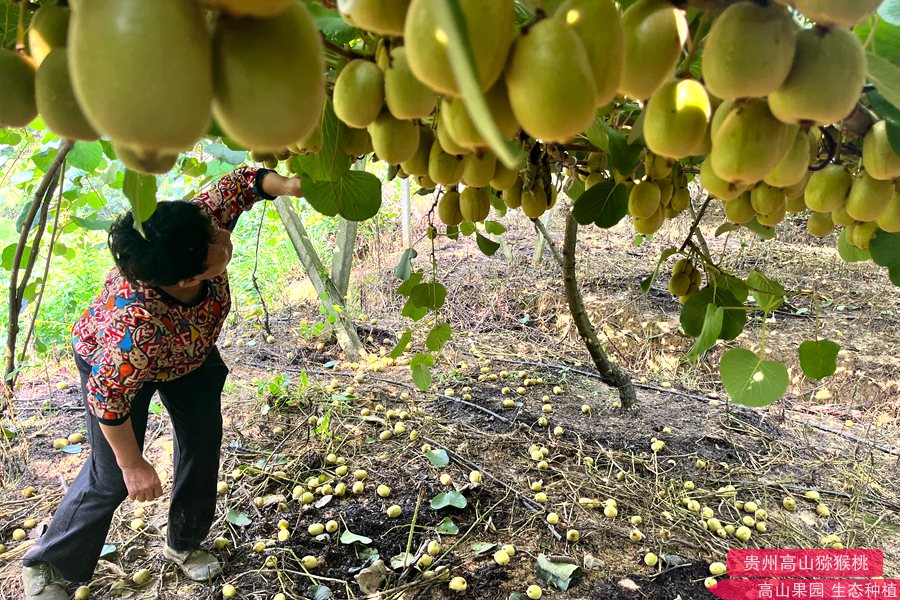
[798,340,840,380]
[436,517,459,535]
[431,490,467,510]
[425,323,452,353]
[680,287,746,341]
[471,542,497,555]
[476,232,501,256]
[720,348,789,407]
[340,529,372,545]
[308,584,334,600]
[747,270,785,312]
[425,449,449,468]
[226,509,251,527]
[535,554,583,591]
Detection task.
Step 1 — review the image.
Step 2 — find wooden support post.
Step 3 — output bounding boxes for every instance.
[531,206,554,267]
[275,197,365,361]
[401,177,412,249]
[331,218,358,301]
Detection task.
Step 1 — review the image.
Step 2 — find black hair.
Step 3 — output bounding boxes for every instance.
[108,202,216,287]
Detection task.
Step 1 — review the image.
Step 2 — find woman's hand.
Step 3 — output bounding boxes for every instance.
[120,457,164,502]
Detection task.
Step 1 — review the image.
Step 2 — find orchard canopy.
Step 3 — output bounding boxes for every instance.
[2,0,900,406]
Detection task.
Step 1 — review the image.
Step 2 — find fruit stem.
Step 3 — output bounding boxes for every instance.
[679,194,712,254]
[15,0,26,52]
[678,12,712,78]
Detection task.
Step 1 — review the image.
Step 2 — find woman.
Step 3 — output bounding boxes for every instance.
[22,166,302,599]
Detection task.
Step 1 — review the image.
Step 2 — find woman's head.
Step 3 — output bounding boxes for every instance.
[108,202,233,288]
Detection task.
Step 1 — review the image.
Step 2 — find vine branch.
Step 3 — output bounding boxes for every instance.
[250,205,271,335]
[19,163,66,363]
[4,140,73,390]
[537,208,638,408]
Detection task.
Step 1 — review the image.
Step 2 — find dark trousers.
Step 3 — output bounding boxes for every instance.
[23,348,229,583]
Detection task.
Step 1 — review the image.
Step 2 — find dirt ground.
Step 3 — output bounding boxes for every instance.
[1,205,898,600]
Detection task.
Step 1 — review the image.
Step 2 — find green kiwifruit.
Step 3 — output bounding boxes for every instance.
[71,0,212,150]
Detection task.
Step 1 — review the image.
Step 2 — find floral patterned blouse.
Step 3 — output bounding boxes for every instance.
[71,167,274,424]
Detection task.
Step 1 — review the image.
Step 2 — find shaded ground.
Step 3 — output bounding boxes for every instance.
[1,207,898,600]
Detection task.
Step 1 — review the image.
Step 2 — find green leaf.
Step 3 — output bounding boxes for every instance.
[887,121,900,156]
[427,0,523,168]
[471,542,498,555]
[509,594,529,600]
[66,142,103,172]
[425,449,450,468]
[123,170,158,235]
[476,232,501,256]
[2,244,30,271]
[205,142,246,165]
[409,281,447,310]
[16,199,37,233]
[861,17,900,64]
[869,230,900,267]
[436,517,459,535]
[687,305,724,360]
[572,181,628,228]
[535,554,583,592]
[32,147,58,173]
[639,247,678,294]
[180,157,208,178]
[715,222,741,237]
[397,270,424,296]
[719,348,789,408]
[0,129,22,145]
[680,287,746,341]
[837,229,871,263]
[489,194,507,217]
[430,490,468,509]
[401,298,428,321]
[2,427,17,439]
[879,0,900,26]
[225,509,251,527]
[425,323,452,352]
[340,529,373,545]
[303,170,382,221]
[563,172,586,202]
[744,217,776,240]
[868,89,900,123]
[484,220,507,235]
[304,0,358,44]
[394,248,418,281]
[71,215,113,232]
[67,141,104,172]
[798,339,840,380]
[712,273,750,303]
[294,100,351,182]
[411,353,434,391]
[390,329,412,358]
[586,117,643,176]
[867,52,900,110]
[459,221,476,236]
[889,264,900,286]
[309,584,334,600]
[747,270,785,312]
